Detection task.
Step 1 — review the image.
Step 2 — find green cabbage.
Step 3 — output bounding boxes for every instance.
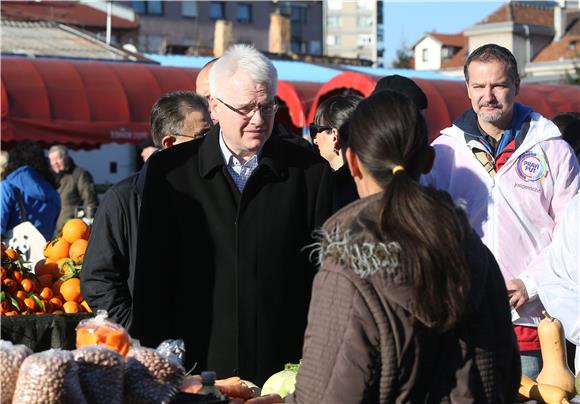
[261,362,300,398]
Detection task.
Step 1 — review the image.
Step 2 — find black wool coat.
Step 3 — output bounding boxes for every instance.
[81,172,141,329]
[130,126,334,384]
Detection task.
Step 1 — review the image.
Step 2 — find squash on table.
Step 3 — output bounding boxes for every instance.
[518,375,570,404]
[536,311,575,397]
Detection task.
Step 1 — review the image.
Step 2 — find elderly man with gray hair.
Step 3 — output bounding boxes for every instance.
[48,144,99,230]
[130,45,333,384]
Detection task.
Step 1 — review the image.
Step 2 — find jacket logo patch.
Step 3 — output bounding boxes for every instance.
[515,152,547,182]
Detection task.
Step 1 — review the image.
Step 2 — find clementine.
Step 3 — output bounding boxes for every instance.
[60,278,82,303]
[38,274,54,289]
[52,279,64,297]
[40,287,54,300]
[4,248,20,261]
[62,219,90,244]
[50,296,64,310]
[35,259,59,277]
[63,301,81,314]
[20,278,36,293]
[44,238,71,261]
[69,239,88,262]
[56,258,78,278]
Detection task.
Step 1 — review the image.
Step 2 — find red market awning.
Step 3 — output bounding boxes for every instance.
[1,56,324,146]
[1,56,199,147]
[276,80,324,135]
[308,71,580,142]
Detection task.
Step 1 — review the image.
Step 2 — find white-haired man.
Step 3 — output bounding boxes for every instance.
[130,45,334,384]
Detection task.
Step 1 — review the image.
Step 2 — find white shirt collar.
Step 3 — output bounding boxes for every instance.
[218,130,261,167]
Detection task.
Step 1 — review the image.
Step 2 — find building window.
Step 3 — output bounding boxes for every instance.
[357,34,372,48]
[291,6,307,23]
[328,0,342,10]
[422,48,428,62]
[356,0,373,10]
[237,3,252,23]
[327,16,341,28]
[357,15,373,28]
[210,2,225,20]
[291,40,306,54]
[182,1,198,18]
[132,1,163,15]
[326,35,340,46]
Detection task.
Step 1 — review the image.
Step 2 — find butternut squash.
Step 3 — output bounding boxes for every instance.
[518,375,570,404]
[536,311,575,397]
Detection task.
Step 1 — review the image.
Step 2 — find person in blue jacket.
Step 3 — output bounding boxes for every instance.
[1,141,61,241]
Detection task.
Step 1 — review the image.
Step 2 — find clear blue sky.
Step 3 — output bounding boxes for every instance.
[382,1,506,66]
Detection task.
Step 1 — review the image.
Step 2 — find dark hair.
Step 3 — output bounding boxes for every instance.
[314,94,362,149]
[464,44,519,85]
[552,112,580,156]
[3,141,56,187]
[349,90,470,331]
[150,90,209,147]
[372,75,428,110]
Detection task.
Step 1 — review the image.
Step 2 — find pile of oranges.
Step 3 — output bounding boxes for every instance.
[1,218,92,316]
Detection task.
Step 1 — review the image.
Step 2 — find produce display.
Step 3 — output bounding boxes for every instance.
[261,362,300,398]
[1,218,92,315]
[76,311,131,356]
[517,311,576,404]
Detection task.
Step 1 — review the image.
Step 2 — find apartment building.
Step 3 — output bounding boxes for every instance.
[117,1,323,55]
[324,0,384,66]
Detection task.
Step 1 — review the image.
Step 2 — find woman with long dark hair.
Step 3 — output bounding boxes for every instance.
[1,141,61,240]
[286,90,520,403]
[310,95,362,210]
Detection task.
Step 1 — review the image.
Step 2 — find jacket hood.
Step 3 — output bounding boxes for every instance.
[4,166,55,202]
[312,193,489,327]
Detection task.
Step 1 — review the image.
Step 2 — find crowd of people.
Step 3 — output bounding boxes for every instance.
[1,42,579,402]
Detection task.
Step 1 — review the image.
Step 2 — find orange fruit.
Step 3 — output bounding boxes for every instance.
[38,274,54,288]
[40,287,54,300]
[63,301,81,314]
[35,259,59,277]
[12,270,23,283]
[0,266,6,280]
[56,258,77,277]
[20,278,36,293]
[44,238,70,261]
[69,239,88,262]
[60,278,82,303]
[52,279,64,297]
[23,297,37,312]
[62,219,90,244]
[15,290,26,300]
[50,296,64,309]
[42,300,53,314]
[2,278,18,294]
[80,300,92,313]
[4,248,20,261]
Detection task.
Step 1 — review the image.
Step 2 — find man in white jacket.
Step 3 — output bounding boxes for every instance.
[537,192,579,375]
[422,43,580,378]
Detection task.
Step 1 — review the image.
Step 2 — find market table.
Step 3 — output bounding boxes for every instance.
[1,313,93,351]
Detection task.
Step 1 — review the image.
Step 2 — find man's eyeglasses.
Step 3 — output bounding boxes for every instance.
[216,97,278,119]
[309,123,332,139]
[174,127,212,140]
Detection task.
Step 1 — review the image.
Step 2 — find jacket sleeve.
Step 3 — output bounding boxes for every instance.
[0,183,15,236]
[519,144,580,300]
[286,266,380,404]
[77,169,99,211]
[80,186,133,328]
[536,193,580,345]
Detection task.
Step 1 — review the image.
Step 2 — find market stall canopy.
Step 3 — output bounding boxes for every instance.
[1,56,200,147]
[308,71,580,142]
